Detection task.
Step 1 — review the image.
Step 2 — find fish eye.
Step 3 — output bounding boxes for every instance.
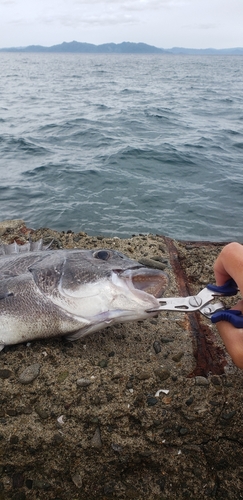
[94,250,110,261]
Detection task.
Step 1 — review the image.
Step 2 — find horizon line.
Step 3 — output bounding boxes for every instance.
[0,41,243,53]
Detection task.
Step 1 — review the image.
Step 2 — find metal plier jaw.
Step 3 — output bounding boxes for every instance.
[147,278,239,318]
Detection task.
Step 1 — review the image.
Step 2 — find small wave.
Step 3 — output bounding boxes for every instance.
[0,134,47,156]
[233,142,243,149]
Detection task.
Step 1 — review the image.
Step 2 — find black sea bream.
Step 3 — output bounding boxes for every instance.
[0,241,168,350]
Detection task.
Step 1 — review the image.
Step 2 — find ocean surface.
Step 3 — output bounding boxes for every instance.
[0,53,243,241]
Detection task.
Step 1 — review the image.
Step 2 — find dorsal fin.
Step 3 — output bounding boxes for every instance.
[0,238,52,256]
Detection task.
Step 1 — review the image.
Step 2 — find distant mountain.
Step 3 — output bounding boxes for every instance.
[168,46,243,55]
[0,41,165,54]
[0,41,243,55]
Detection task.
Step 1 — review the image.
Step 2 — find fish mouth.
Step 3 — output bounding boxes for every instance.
[120,267,169,299]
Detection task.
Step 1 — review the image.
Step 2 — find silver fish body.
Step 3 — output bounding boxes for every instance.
[0,243,168,349]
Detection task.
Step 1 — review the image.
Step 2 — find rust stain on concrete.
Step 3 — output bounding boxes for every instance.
[163,236,227,377]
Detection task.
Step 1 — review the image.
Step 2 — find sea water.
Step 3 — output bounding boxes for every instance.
[0,53,243,241]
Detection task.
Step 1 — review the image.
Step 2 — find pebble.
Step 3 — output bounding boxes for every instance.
[73,235,81,243]
[10,435,19,444]
[57,371,69,382]
[211,375,221,386]
[138,257,167,270]
[126,380,133,389]
[91,426,102,448]
[137,370,150,380]
[158,244,166,253]
[172,352,184,362]
[147,396,158,406]
[133,393,144,407]
[221,410,236,420]
[6,409,17,417]
[126,487,139,498]
[111,443,123,453]
[22,405,32,415]
[32,479,51,490]
[35,405,49,419]
[25,479,33,489]
[154,368,170,381]
[140,450,152,458]
[99,359,108,368]
[77,378,93,387]
[93,396,101,406]
[209,400,221,407]
[71,473,83,488]
[18,363,40,384]
[153,341,161,354]
[115,333,124,340]
[52,433,64,445]
[162,396,172,405]
[195,376,209,386]
[186,396,194,406]
[0,369,12,379]
[90,417,99,424]
[179,427,188,436]
[152,256,170,265]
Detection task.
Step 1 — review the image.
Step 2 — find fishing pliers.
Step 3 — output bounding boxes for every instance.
[149,278,243,328]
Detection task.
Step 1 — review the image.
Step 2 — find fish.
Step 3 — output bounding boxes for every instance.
[0,240,169,350]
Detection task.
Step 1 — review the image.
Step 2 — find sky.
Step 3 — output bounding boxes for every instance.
[0,0,243,50]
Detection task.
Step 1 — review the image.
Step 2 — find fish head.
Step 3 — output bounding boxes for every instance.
[55,248,169,336]
[61,247,168,300]
[87,248,168,297]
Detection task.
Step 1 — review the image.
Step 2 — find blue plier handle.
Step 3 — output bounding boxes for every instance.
[148,278,243,327]
[207,278,238,296]
[206,279,243,328]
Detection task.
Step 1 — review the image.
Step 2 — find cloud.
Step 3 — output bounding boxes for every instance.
[197,23,217,30]
[5,0,192,31]
[48,12,137,28]
[73,0,188,8]
[183,23,217,30]
[0,0,15,4]
[38,0,188,28]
